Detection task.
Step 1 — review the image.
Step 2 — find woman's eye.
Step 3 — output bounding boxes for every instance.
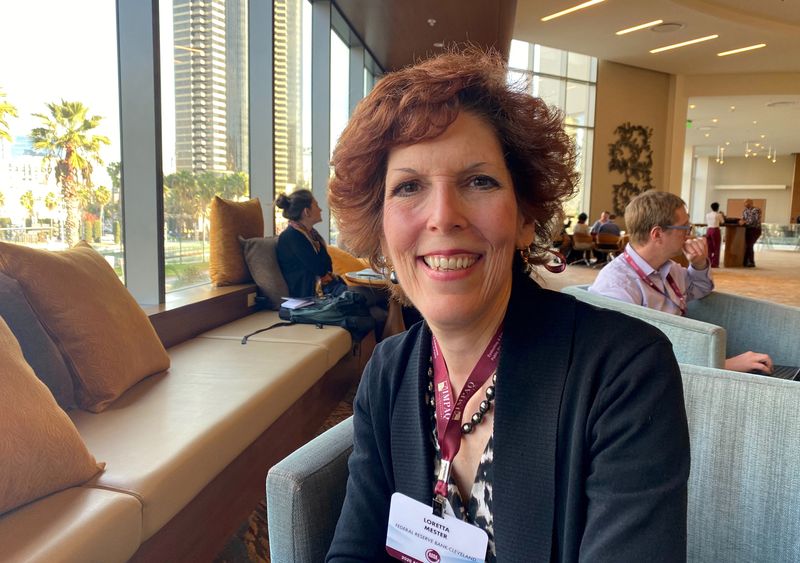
[390,181,420,197]
[469,175,500,190]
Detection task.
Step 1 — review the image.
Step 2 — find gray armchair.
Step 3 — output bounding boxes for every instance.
[265,365,800,562]
[561,285,800,369]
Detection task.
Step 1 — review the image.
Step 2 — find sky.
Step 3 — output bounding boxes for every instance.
[0,0,123,164]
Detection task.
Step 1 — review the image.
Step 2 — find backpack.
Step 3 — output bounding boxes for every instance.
[241,291,375,344]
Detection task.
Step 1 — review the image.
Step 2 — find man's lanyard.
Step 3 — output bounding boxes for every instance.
[623,250,686,316]
[430,326,502,517]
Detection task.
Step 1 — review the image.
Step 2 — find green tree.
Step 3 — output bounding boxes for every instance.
[0,191,5,208]
[20,190,35,226]
[30,100,110,247]
[94,185,111,233]
[0,89,18,143]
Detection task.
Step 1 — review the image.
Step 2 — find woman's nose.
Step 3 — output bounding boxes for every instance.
[426,183,467,233]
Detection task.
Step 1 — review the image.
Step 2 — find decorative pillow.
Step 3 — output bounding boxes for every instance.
[327,245,369,286]
[0,241,171,413]
[239,236,290,310]
[0,316,103,515]
[209,196,264,286]
[0,272,76,409]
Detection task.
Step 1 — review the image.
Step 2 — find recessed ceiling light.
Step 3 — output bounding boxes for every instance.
[541,0,605,22]
[650,34,718,54]
[427,18,437,27]
[616,19,663,35]
[712,118,718,123]
[650,22,685,33]
[725,141,730,145]
[433,42,444,48]
[729,106,736,111]
[704,133,710,138]
[689,104,696,109]
[760,134,766,138]
[717,43,766,57]
[753,120,758,124]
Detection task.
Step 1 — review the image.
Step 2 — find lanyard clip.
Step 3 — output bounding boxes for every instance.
[432,494,446,518]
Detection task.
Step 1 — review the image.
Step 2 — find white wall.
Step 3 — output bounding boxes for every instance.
[703,155,795,223]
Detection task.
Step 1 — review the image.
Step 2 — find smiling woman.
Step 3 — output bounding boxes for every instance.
[326,49,690,562]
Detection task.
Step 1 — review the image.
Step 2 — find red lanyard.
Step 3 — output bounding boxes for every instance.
[623,251,686,316]
[430,326,502,516]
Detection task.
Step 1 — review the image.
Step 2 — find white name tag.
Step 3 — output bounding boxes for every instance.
[385,492,488,563]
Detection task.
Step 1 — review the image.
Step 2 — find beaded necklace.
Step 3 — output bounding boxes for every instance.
[426,360,497,434]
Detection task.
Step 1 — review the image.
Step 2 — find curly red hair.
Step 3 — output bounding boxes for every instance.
[329,48,578,271]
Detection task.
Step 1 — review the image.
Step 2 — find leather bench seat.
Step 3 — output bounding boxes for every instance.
[198,310,352,370]
[0,487,142,563]
[69,337,331,541]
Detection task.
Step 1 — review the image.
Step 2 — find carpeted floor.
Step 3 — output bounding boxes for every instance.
[214,384,358,563]
[214,245,799,562]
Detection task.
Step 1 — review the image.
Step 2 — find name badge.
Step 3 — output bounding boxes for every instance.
[385,492,488,563]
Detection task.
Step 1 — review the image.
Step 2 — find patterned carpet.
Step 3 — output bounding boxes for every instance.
[213,384,358,563]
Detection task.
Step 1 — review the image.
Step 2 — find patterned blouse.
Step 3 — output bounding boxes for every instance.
[427,395,496,562]
[742,206,762,227]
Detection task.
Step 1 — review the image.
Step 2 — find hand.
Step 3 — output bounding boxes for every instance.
[682,236,708,269]
[724,351,773,374]
[738,218,745,226]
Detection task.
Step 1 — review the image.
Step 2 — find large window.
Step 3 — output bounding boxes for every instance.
[508,40,597,219]
[0,0,123,277]
[160,0,250,292]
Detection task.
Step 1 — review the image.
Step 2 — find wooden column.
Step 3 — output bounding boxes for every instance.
[790,154,800,224]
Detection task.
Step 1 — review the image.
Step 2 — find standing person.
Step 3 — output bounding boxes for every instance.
[705,202,725,268]
[739,198,762,267]
[326,49,689,562]
[590,190,773,373]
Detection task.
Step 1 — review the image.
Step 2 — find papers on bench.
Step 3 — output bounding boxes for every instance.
[281,297,315,309]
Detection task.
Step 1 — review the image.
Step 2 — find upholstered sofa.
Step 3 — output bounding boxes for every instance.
[0,237,372,562]
[266,362,800,562]
[560,284,800,370]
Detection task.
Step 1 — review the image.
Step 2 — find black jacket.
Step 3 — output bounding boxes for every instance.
[276,226,333,297]
[327,272,689,562]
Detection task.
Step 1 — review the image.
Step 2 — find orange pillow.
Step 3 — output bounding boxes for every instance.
[327,245,369,286]
[0,316,103,515]
[209,196,264,285]
[0,241,170,412]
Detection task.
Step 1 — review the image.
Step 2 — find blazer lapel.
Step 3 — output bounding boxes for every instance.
[391,324,435,505]
[493,275,575,561]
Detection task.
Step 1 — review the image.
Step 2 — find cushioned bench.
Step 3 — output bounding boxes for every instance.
[265,363,800,562]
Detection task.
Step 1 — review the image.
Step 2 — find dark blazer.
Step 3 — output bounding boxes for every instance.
[327,272,690,562]
[276,226,333,297]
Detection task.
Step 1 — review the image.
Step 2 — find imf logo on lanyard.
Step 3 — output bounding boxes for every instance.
[425,548,441,562]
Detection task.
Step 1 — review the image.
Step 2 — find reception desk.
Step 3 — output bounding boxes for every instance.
[723,224,746,268]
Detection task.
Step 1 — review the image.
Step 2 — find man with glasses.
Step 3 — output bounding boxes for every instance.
[590,190,773,374]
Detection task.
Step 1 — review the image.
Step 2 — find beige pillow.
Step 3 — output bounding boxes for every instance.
[0,316,103,515]
[209,196,264,285]
[0,241,170,412]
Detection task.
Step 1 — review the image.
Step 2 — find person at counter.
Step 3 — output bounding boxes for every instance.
[739,199,762,268]
[705,202,725,268]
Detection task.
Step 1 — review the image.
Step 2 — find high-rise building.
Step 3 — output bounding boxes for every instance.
[272,0,304,195]
[173,0,247,174]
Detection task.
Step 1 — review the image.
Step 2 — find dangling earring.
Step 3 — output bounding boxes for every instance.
[518,245,567,274]
[379,255,399,284]
[389,269,399,284]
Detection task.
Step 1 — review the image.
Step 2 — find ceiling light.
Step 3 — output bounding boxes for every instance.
[427,18,436,27]
[433,42,444,48]
[712,118,718,123]
[689,104,696,109]
[541,0,605,22]
[650,34,718,54]
[761,134,766,139]
[704,133,710,138]
[753,120,758,125]
[650,22,685,33]
[616,19,663,35]
[729,106,735,111]
[717,43,766,57]
[725,141,730,145]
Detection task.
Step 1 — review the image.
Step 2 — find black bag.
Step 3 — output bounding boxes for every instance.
[241,291,375,344]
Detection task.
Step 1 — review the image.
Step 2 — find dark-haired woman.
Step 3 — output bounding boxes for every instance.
[275,189,345,298]
[326,49,689,562]
[705,202,724,268]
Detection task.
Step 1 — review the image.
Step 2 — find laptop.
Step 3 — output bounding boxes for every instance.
[749,365,800,381]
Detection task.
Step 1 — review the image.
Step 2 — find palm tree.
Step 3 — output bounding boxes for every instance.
[20,190,35,226]
[0,89,17,143]
[94,185,111,233]
[30,100,110,247]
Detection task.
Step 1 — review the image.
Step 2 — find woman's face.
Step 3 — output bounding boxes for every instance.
[382,111,534,331]
[306,198,323,225]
